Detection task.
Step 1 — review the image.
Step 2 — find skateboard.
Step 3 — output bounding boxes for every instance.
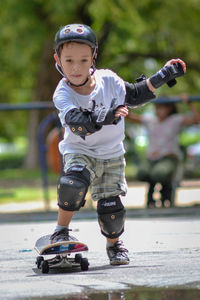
[34,234,89,273]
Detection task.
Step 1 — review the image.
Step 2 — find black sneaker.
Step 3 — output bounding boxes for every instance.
[50,228,77,243]
[106,240,129,265]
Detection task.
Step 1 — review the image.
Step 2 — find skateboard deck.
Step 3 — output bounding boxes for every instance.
[34,234,89,273]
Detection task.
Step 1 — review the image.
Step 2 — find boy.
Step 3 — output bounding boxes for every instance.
[51,23,186,265]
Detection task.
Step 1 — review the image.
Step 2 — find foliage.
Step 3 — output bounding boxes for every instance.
[0,0,200,141]
[0,152,24,169]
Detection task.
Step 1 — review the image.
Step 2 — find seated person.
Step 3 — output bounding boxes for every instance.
[127,95,200,207]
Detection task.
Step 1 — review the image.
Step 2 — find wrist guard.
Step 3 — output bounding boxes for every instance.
[149,62,184,89]
[91,98,121,126]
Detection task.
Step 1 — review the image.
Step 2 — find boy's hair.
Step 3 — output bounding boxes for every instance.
[56,43,64,57]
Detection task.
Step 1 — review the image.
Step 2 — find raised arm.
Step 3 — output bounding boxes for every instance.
[180,94,200,126]
[126,111,143,124]
[125,58,186,108]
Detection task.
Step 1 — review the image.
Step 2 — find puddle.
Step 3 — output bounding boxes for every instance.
[28,287,200,300]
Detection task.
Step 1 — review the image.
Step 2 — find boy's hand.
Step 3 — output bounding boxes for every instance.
[115,105,128,118]
[165,58,186,73]
[149,58,186,89]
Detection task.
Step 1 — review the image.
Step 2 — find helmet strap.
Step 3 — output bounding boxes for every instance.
[55,62,65,77]
[66,76,89,87]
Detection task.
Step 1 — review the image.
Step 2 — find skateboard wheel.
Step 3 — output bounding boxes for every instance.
[80,258,89,271]
[41,260,49,273]
[36,256,44,269]
[75,253,82,263]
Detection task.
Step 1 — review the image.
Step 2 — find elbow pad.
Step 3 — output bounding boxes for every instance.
[65,108,102,139]
[124,75,156,108]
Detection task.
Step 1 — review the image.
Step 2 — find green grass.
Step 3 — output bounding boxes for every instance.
[0,186,57,204]
[0,168,58,204]
[0,168,58,181]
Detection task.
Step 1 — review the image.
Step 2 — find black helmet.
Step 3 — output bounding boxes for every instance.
[54,24,98,55]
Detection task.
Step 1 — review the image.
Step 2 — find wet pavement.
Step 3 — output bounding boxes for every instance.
[30,288,200,300]
[25,288,200,300]
[0,214,200,299]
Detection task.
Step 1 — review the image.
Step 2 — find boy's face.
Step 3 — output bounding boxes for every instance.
[54,42,93,86]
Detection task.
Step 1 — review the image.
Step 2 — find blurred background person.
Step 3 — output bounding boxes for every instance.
[126,94,200,208]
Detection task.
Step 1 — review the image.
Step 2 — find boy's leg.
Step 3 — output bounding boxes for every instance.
[97,196,129,265]
[91,156,129,265]
[58,208,74,226]
[51,154,91,243]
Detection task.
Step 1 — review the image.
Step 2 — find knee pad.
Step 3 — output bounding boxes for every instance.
[57,165,90,211]
[97,196,126,239]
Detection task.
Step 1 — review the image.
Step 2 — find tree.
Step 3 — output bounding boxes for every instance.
[0,0,200,167]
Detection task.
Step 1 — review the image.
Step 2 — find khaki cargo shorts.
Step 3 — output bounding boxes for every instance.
[63,153,127,201]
